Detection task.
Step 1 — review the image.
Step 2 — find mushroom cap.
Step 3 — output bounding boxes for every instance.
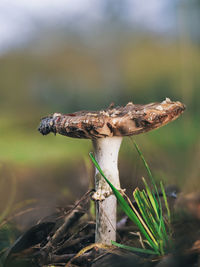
[38,98,185,139]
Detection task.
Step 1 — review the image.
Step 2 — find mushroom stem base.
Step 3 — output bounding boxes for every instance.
[96,195,117,244]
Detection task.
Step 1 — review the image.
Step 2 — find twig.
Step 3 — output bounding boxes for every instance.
[46,253,75,264]
[55,232,94,254]
[66,243,111,267]
[45,190,93,249]
[54,221,95,253]
[34,190,94,266]
[130,231,145,249]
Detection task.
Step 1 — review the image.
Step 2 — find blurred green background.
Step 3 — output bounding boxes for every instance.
[0,0,199,230]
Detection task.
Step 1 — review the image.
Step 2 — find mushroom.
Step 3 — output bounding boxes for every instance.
[38,98,185,245]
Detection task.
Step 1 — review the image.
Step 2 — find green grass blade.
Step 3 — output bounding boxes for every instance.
[159,240,164,256]
[124,192,159,251]
[133,141,162,212]
[134,189,166,244]
[139,177,169,248]
[133,189,156,235]
[111,241,159,255]
[130,140,171,255]
[89,152,159,252]
[141,190,156,215]
[160,181,171,223]
[142,177,159,220]
[133,141,165,221]
[133,142,155,188]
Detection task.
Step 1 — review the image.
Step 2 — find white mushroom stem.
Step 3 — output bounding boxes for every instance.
[92,136,123,244]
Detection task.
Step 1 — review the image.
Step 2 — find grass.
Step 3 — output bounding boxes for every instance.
[0,124,91,165]
[89,141,172,256]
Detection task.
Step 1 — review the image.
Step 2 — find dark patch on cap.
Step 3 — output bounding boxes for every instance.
[133,118,151,128]
[38,117,56,135]
[107,122,113,133]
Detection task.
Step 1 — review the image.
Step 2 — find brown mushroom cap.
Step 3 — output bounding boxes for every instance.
[38,98,185,139]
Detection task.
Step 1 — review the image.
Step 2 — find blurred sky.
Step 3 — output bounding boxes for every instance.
[0,0,175,54]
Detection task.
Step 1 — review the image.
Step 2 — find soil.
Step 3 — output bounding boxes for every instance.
[2,190,200,267]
